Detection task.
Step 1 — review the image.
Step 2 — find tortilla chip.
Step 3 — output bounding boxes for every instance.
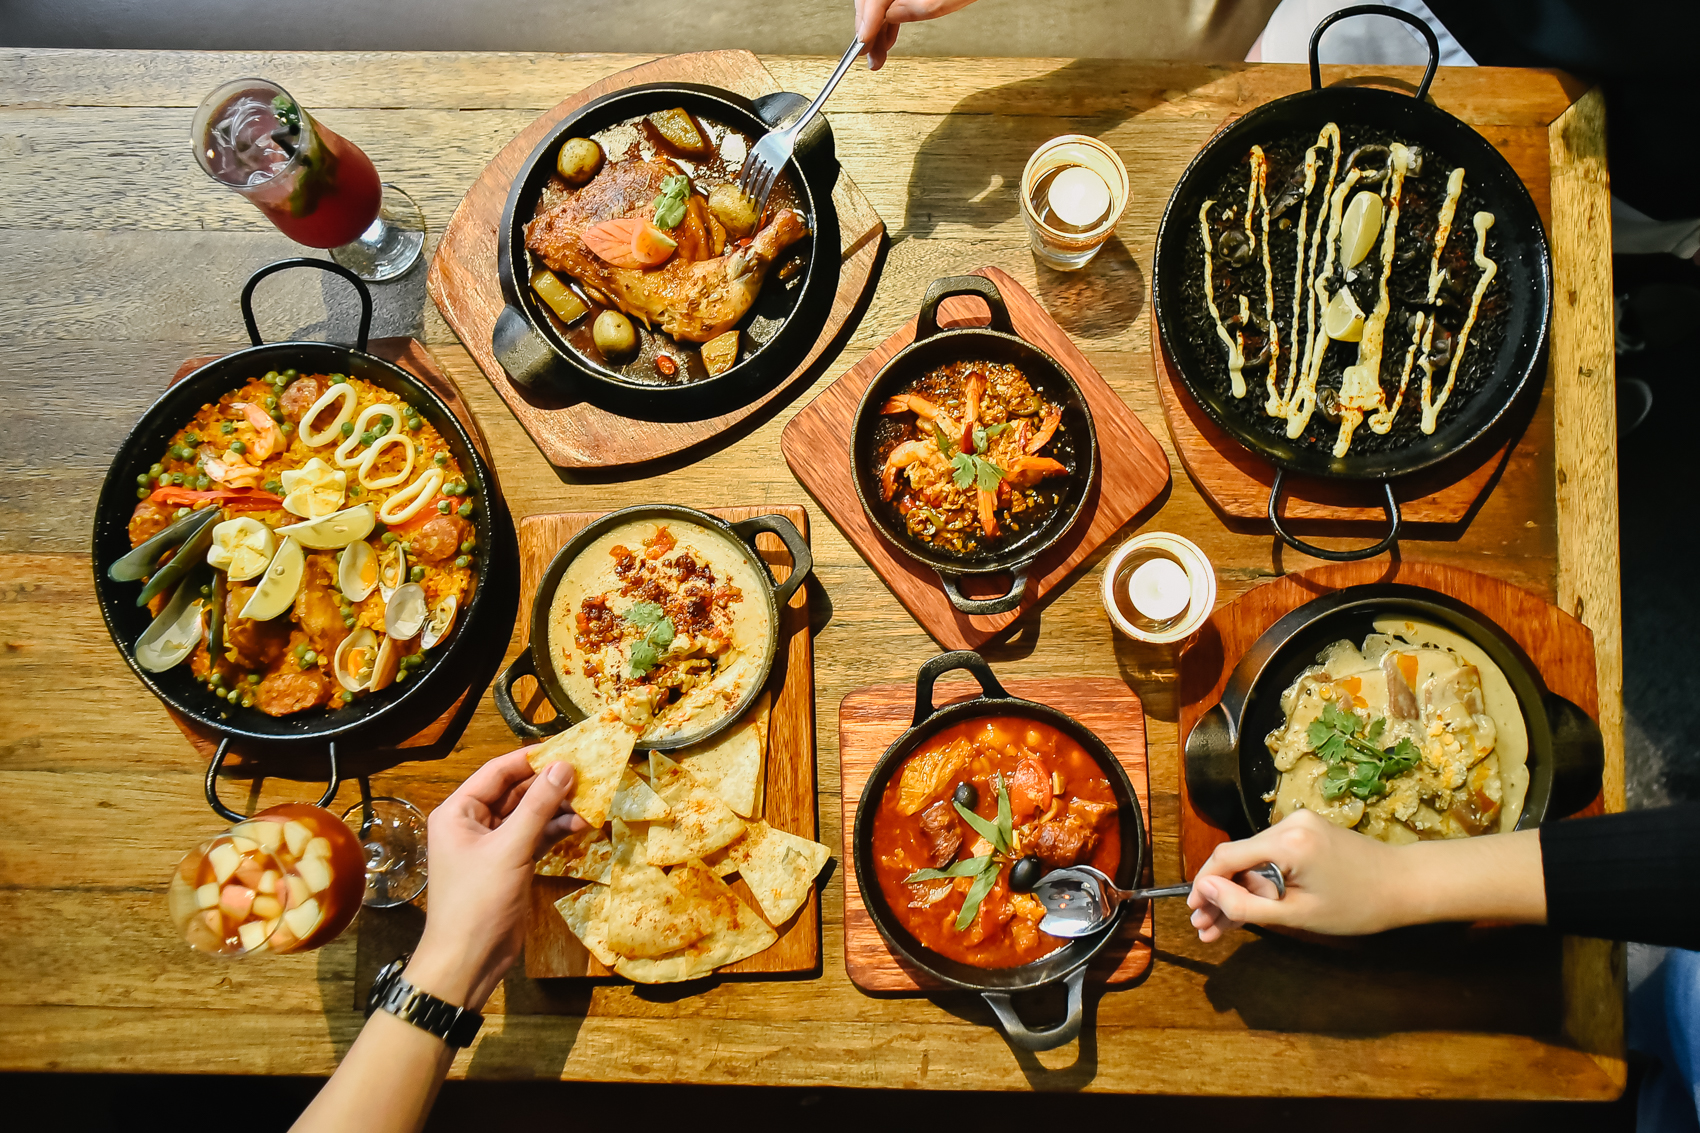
[535,825,612,881]
[526,711,636,829]
[645,751,746,866]
[603,819,711,959]
[555,883,620,967]
[720,820,830,926]
[613,859,778,983]
[676,691,769,818]
[610,765,671,822]
[649,653,760,743]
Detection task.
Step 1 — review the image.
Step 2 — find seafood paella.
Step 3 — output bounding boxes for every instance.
[111,369,478,717]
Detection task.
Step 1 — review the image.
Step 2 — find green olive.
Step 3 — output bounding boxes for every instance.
[592,310,638,359]
[708,183,761,237]
[556,137,605,185]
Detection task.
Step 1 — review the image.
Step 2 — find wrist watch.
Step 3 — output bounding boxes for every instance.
[367,954,484,1049]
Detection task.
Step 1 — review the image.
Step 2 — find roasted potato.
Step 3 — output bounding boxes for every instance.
[701,330,739,376]
[649,108,711,156]
[529,269,588,324]
[557,137,604,185]
[592,310,638,359]
[707,184,760,237]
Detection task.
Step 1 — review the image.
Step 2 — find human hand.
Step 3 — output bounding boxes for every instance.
[404,748,586,1011]
[854,0,982,70]
[1186,809,1411,942]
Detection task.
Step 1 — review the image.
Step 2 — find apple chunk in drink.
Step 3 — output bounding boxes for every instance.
[228,803,365,953]
[168,834,290,957]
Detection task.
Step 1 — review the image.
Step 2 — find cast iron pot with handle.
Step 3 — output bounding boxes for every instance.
[494,83,842,423]
[852,651,1143,1052]
[1150,5,1552,562]
[91,258,512,820]
[850,276,1098,616]
[493,503,812,751]
[1184,584,1603,840]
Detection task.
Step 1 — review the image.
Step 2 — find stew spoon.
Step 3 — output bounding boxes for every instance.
[1034,862,1286,938]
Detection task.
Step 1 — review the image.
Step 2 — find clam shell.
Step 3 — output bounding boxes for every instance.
[333,627,379,693]
[420,594,458,650]
[339,540,378,603]
[377,541,407,602]
[385,582,428,641]
[369,634,401,692]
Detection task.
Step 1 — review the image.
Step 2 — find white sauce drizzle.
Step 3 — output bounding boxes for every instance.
[1250,146,1280,396]
[1334,144,1411,457]
[1287,167,1360,438]
[1198,198,1247,397]
[1273,125,1341,418]
[1412,167,1468,428]
[1421,211,1497,433]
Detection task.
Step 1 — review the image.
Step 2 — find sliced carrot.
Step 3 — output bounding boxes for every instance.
[629,222,677,267]
[580,218,649,269]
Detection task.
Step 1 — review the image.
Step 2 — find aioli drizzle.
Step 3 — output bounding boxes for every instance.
[1335,143,1411,455]
[1198,198,1247,397]
[1422,211,1497,433]
[1273,125,1341,418]
[1401,166,1467,434]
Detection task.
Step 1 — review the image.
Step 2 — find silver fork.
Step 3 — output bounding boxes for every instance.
[735,38,866,214]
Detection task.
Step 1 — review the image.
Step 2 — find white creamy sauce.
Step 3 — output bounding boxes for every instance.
[1421,211,1498,435]
[1334,143,1412,455]
[1198,198,1247,398]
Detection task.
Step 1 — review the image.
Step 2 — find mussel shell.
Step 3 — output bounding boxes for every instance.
[135,571,208,673]
[333,627,379,693]
[385,582,428,641]
[420,593,458,651]
[339,539,378,603]
[108,506,219,583]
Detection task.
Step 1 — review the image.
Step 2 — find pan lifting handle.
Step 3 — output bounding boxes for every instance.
[1267,469,1401,562]
[1309,4,1440,103]
[204,736,343,824]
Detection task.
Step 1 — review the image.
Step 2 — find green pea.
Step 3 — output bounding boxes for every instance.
[437,500,451,514]
[460,538,476,553]
[280,421,295,436]
[349,483,363,496]
[196,476,211,491]
[209,673,225,689]
[406,417,421,431]
[343,615,357,628]
[241,696,254,709]
[176,507,192,519]
[136,487,149,500]
[294,644,308,662]
[200,583,211,597]
[227,688,241,704]
[264,480,282,494]
[331,374,347,385]
[303,650,318,666]
[433,452,448,466]
[341,422,354,437]
[229,440,246,455]
[222,421,235,435]
[264,371,278,382]
[283,369,298,379]
[170,472,185,486]
[395,670,409,683]
[247,673,261,685]
[148,463,163,477]
[382,532,398,545]
[360,430,376,446]
[135,473,150,487]
[157,474,172,488]
[184,433,200,446]
[409,565,426,582]
[454,555,470,570]
[458,502,474,519]
[264,396,278,410]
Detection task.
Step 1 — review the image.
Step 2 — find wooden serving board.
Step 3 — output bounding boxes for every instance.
[1177,560,1601,878]
[782,266,1171,650]
[162,337,517,779]
[517,506,819,978]
[426,50,885,471]
[1153,316,1516,524]
[840,677,1152,992]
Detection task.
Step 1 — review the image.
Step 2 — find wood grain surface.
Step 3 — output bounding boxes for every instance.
[0,50,1623,1098]
[839,677,1152,991]
[426,50,885,470]
[513,507,819,978]
[783,266,1170,649]
[1176,560,1599,877]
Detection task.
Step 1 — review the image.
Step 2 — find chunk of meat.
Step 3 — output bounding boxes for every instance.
[223,584,290,668]
[918,798,963,868]
[1381,651,1420,721]
[254,668,333,716]
[128,500,176,548]
[526,157,810,342]
[896,739,972,815]
[1066,796,1115,829]
[961,886,1016,947]
[408,514,469,564]
[279,375,328,423]
[1009,758,1053,820]
[1029,815,1100,868]
[291,560,350,660]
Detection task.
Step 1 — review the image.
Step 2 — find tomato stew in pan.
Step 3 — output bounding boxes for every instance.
[870,715,1120,968]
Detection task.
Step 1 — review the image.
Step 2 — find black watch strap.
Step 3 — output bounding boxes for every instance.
[367,954,483,1049]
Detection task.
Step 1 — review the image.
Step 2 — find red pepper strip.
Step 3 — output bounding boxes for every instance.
[149,487,283,509]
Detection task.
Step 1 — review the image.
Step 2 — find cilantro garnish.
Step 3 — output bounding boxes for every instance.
[623,601,676,679]
[1307,700,1422,800]
[651,175,690,229]
[935,423,1007,493]
[902,774,1017,931]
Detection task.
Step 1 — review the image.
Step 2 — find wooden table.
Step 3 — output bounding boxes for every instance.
[0,50,1620,1099]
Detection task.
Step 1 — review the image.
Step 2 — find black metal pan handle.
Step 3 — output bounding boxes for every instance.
[241,257,372,352]
[728,514,815,608]
[912,650,1012,727]
[1267,470,1401,562]
[1310,4,1440,102]
[915,275,1015,342]
[983,967,1086,1052]
[1183,702,1255,838]
[492,649,568,742]
[205,737,342,824]
[1542,692,1605,821]
[938,565,1031,616]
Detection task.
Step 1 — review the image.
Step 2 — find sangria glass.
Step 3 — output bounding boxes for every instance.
[169,803,367,957]
[342,795,429,908]
[192,77,425,281]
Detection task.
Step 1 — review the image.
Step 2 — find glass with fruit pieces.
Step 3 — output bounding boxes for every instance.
[224,803,368,953]
[169,833,292,957]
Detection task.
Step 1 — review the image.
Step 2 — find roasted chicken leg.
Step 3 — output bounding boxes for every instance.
[525,157,810,343]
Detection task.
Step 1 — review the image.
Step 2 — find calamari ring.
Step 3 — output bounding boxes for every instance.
[359,433,416,489]
[300,385,358,447]
[377,468,444,525]
[334,404,405,469]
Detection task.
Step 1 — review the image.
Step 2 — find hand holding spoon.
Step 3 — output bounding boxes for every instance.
[1033,862,1286,938]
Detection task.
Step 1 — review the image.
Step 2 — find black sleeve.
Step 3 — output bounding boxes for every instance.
[1540,804,1700,949]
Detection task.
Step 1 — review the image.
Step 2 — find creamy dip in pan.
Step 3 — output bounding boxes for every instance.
[546,518,771,745]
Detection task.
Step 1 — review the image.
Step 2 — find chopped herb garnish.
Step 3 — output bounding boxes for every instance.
[900,774,1017,931]
[937,422,1006,492]
[1307,700,1423,800]
[623,601,676,679]
[651,174,691,229]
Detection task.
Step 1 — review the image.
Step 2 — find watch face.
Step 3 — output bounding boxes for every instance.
[368,955,409,1015]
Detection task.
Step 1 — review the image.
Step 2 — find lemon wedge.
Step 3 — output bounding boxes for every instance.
[276,504,376,551]
[207,517,277,582]
[280,457,347,519]
[240,536,305,621]
[1340,190,1384,271]
[1323,286,1366,342]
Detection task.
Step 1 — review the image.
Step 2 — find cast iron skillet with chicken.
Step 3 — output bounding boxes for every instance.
[494,84,842,420]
